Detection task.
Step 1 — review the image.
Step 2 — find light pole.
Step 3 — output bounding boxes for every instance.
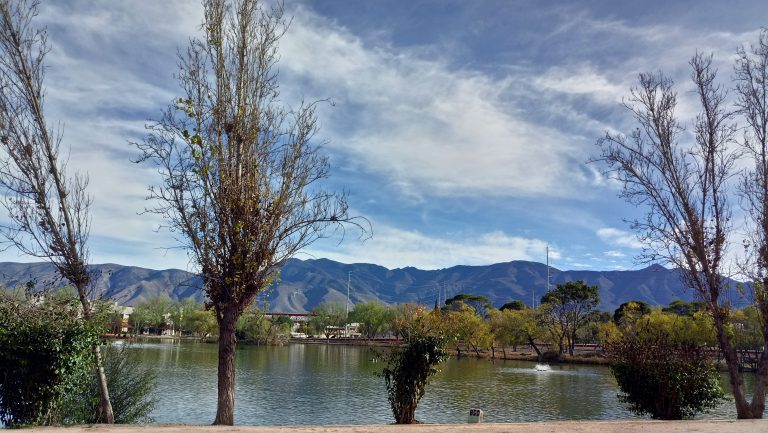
[345,271,351,338]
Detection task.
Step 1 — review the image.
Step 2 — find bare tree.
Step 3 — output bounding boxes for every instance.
[592,53,765,418]
[135,0,367,425]
[735,27,768,419]
[0,0,114,423]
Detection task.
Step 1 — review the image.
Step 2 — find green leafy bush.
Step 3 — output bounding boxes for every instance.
[62,344,158,424]
[380,333,448,424]
[0,295,98,427]
[604,314,723,419]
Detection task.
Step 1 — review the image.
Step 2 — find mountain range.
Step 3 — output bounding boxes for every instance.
[0,258,727,313]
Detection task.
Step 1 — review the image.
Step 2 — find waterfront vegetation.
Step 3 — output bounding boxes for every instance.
[0,291,156,427]
[4,282,768,426]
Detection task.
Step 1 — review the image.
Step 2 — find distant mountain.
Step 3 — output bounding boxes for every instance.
[0,259,739,313]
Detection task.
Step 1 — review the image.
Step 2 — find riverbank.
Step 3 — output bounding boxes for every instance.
[19,419,768,433]
[295,337,612,365]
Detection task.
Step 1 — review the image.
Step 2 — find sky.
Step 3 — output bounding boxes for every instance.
[4,0,766,272]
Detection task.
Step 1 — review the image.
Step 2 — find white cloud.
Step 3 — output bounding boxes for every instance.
[597,227,643,249]
[278,7,592,199]
[604,250,626,258]
[306,225,557,270]
[533,65,629,105]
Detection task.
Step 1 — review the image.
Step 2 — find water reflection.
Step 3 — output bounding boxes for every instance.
[125,341,759,425]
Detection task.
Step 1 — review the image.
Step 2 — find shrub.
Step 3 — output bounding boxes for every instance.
[380,333,448,424]
[0,295,98,427]
[604,316,723,419]
[62,344,158,424]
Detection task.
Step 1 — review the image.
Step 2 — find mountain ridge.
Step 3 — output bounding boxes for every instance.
[0,258,725,312]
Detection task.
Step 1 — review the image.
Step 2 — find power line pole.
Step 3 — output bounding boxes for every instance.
[547,245,551,293]
[346,271,351,338]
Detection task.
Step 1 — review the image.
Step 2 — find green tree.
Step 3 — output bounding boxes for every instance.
[662,300,703,317]
[379,308,449,424]
[540,281,600,355]
[448,303,492,357]
[183,307,218,338]
[237,307,292,345]
[602,312,723,419]
[577,310,612,345]
[444,293,492,318]
[130,296,174,335]
[349,301,392,338]
[489,308,535,357]
[308,302,345,339]
[613,301,651,325]
[500,300,526,311]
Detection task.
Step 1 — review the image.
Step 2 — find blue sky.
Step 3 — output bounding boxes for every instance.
[4,0,765,272]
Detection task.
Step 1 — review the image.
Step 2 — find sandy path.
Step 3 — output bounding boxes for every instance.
[19,420,768,433]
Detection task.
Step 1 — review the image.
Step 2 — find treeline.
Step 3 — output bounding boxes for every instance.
[310,282,765,362]
[126,296,292,345]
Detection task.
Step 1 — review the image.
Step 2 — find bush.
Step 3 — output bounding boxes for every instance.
[0,294,99,427]
[380,334,448,424]
[62,344,158,424]
[604,317,723,419]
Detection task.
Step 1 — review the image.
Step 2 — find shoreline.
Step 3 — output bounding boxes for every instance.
[18,419,768,433]
[114,334,614,365]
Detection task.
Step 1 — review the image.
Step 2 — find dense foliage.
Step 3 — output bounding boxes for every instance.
[237,307,292,345]
[602,311,723,419]
[0,294,99,427]
[349,301,394,338]
[444,293,492,317]
[380,330,448,424]
[539,281,600,355]
[61,344,157,424]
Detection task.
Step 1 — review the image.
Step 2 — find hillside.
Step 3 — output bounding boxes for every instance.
[0,258,725,312]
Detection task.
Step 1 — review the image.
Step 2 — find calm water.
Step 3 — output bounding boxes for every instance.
[125,340,750,425]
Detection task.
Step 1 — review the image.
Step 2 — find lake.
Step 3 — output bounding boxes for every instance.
[126,340,749,425]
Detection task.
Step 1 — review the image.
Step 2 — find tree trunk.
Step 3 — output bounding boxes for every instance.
[713,312,755,418]
[528,335,542,360]
[93,344,114,423]
[78,293,114,424]
[472,343,481,357]
[214,308,238,425]
[396,403,416,424]
[750,349,768,418]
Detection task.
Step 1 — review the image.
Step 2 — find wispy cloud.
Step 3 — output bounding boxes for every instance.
[0,0,760,274]
[306,224,557,270]
[597,228,643,249]
[278,7,597,200]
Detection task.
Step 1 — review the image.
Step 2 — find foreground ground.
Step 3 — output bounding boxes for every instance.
[22,420,768,433]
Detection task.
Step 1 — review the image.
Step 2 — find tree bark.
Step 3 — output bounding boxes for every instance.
[79,295,114,424]
[713,312,755,418]
[93,344,115,423]
[528,335,542,360]
[750,348,768,418]
[214,308,238,425]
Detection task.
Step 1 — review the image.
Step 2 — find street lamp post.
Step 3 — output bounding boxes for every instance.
[345,271,351,338]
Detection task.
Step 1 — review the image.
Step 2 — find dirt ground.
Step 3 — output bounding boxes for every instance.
[20,419,768,433]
